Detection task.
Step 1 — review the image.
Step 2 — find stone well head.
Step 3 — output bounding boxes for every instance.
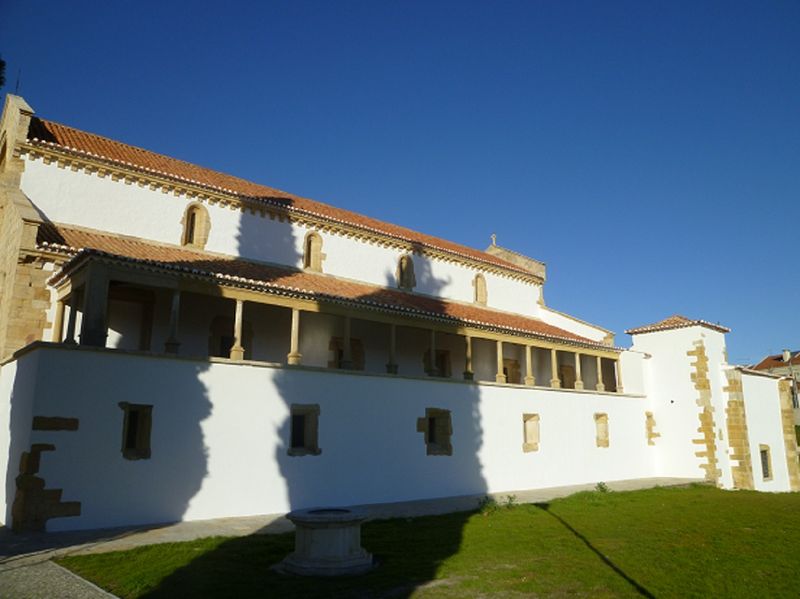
[279,507,374,576]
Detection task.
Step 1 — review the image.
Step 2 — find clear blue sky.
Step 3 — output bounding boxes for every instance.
[2,1,798,363]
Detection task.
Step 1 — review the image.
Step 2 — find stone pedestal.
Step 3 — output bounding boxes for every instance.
[280,508,374,576]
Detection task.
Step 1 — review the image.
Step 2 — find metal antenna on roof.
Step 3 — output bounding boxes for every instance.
[14,68,21,94]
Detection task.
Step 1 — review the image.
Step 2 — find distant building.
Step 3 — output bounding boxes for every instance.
[0,94,798,533]
[752,350,800,416]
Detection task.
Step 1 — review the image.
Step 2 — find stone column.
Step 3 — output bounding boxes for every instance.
[595,356,606,392]
[463,335,474,381]
[427,329,438,376]
[164,290,181,354]
[550,348,561,388]
[524,345,535,386]
[64,292,79,345]
[615,358,624,394]
[52,299,65,343]
[495,340,506,383]
[340,315,353,369]
[386,323,398,374]
[229,299,245,360]
[287,308,302,365]
[79,264,110,347]
[574,352,584,390]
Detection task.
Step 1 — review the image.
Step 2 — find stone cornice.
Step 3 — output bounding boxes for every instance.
[18,141,544,285]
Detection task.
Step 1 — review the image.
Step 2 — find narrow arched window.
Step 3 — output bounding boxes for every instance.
[181,203,210,249]
[396,254,416,291]
[303,231,324,272]
[185,209,197,244]
[474,274,487,306]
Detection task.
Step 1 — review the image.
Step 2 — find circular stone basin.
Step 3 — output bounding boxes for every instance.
[280,507,374,576]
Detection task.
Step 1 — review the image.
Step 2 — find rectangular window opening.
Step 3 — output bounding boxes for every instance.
[760,445,772,481]
[291,414,306,449]
[119,403,152,460]
[418,408,452,456]
[186,211,196,244]
[288,404,321,456]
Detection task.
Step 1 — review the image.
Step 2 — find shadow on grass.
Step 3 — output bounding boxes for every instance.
[139,511,474,598]
[534,502,654,598]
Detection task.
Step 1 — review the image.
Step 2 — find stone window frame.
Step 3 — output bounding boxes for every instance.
[288,404,321,457]
[303,231,325,273]
[594,413,609,448]
[396,254,416,291]
[473,273,488,306]
[558,362,576,389]
[417,408,453,456]
[522,413,540,453]
[181,202,211,249]
[424,348,452,378]
[504,358,521,385]
[328,336,365,370]
[759,444,773,481]
[600,358,618,393]
[119,402,153,460]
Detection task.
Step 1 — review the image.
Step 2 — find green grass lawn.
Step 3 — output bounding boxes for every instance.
[57,485,800,598]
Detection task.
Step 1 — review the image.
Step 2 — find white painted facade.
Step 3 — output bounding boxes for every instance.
[1,95,797,533]
[3,346,655,532]
[741,373,791,492]
[20,159,544,320]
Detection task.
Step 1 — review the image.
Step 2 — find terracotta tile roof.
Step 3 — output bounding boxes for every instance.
[752,352,800,371]
[27,117,534,277]
[625,314,730,335]
[38,224,604,349]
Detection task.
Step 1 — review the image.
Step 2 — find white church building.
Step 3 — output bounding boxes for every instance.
[0,94,797,533]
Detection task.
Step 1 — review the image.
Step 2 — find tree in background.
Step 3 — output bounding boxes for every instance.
[0,55,6,90]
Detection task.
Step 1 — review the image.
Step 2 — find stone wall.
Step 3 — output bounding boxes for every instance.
[723,369,754,489]
[688,340,721,484]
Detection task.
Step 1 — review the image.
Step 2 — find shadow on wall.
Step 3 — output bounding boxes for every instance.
[3,318,212,534]
[269,241,487,595]
[146,206,488,594]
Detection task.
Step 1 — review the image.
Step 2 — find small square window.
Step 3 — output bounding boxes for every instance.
[759,444,772,481]
[417,408,452,456]
[522,413,540,453]
[288,404,321,456]
[119,402,152,460]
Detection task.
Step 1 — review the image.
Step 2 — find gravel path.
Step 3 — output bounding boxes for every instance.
[0,560,113,599]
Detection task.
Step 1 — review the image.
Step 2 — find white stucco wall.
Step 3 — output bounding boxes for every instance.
[741,373,791,492]
[632,326,727,480]
[619,351,646,396]
[21,158,542,317]
[538,307,608,342]
[2,345,657,531]
[0,356,37,527]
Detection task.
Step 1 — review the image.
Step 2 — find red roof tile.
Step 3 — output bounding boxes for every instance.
[27,117,535,277]
[752,352,800,371]
[39,224,603,349]
[625,314,730,335]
